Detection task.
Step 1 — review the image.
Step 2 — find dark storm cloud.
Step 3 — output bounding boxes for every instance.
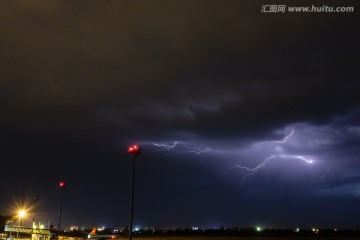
[1,0,360,228]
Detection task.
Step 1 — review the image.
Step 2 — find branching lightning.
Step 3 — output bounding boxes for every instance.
[184,146,209,155]
[226,129,314,183]
[277,129,294,143]
[225,155,275,183]
[152,142,178,151]
[151,128,315,184]
[151,142,210,156]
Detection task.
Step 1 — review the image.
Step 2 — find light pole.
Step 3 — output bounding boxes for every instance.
[18,210,26,226]
[128,145,141,240]
[57,182,66,238]
[32,197,39,228]
[17,210,26,239]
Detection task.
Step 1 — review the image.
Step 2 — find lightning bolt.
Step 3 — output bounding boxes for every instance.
[294,156,313,164]
[226,128,314,184]
[277,129,294,143]
[152,142,178,151]
[279,154,313,164]
[225,154,313,184]
[151,142,210,156]
[184,146,209,155]
[225,155,275,183]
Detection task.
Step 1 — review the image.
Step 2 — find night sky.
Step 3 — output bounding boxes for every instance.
[1,0,360,230]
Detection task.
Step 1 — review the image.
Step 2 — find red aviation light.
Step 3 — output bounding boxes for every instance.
[59,182,66,188]
[128,145,141,155]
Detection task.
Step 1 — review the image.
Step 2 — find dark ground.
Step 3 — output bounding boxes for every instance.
[116,237,360,240]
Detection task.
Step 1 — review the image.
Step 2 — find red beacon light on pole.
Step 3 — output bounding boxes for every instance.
[127,144,141,240]
[128,145,141,156]
[57,181,67,237]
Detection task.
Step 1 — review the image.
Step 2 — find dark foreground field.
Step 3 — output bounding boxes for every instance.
[116,237,360,240]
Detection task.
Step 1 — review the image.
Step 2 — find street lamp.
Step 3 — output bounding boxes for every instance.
[57,182,66,238]
[18,210,26,226]
[33,197,39,228]
[128,145,141,240]
[17,210,26,239]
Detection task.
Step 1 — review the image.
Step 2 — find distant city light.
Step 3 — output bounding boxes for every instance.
[256,226,262,232]
[70,226,79,231]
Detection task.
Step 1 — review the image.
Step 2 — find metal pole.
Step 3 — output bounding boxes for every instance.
[129,154,136,240]
[33,197,38,227]
[57,188,64,238]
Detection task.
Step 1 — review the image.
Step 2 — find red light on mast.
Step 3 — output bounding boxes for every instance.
[128,145,141,155]
[59,182,66,188]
